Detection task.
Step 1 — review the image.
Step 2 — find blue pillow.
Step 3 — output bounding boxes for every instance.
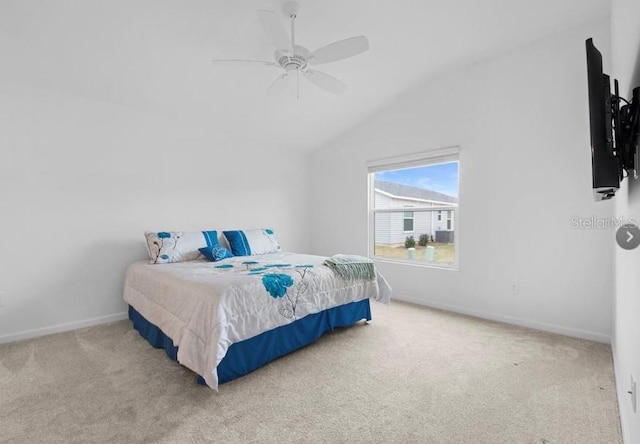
[202,230,220,248]
[199,246,234,262]
[223,230,252,256]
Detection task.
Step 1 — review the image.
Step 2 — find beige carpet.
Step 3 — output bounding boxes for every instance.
[0,301,622,444]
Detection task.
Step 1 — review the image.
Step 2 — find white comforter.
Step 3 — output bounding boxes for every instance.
[123,252,392,389]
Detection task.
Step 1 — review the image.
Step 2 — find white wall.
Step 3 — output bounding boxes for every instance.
[0,80,310,343]
[611,0,640,441]
[310,20,614,342]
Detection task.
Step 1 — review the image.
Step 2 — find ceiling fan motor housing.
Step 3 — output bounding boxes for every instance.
[278,54,308,72]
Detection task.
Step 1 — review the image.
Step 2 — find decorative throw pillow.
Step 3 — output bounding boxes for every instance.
[199,246,234,262]
[145,230,219,264]
[223,228,281,256]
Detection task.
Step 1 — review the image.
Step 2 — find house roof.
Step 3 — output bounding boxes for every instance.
[374,180,458,204]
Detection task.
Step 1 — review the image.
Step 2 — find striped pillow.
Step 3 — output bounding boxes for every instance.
[223,229,281,256]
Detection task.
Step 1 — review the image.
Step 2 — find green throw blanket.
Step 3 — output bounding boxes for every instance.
[324,254,375,281]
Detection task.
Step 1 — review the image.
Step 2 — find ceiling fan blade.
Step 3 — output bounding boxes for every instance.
[211,59,278,67]
[267,73,290,95]
[257,10,292,53]
[304,70,347,94]
[309,36,369,65]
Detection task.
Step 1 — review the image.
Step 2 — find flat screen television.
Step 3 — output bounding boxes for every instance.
[585,38,639,201]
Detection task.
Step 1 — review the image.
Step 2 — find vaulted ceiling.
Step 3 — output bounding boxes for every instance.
[0,0,609,152]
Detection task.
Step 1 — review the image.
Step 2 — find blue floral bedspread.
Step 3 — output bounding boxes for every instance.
[123,252,392,389]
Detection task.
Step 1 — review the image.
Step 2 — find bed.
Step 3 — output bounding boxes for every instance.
[123,251,392,389]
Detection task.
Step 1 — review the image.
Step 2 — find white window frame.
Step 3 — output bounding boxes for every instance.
[402,207,415,233]
[402,212,414,232]
[367,146,460,270]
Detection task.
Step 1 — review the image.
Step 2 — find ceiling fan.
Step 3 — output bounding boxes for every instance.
[212,1,370,97]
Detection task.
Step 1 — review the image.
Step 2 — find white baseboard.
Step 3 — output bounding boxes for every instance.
[0,312,129,345]
[611,341,630,444]
[393,296,611,344]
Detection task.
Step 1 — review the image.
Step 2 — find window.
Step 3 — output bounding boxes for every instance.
[367,147,459,269]
[403,211,414,232]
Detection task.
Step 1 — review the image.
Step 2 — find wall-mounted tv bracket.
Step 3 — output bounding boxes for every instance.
[612,82,640,180]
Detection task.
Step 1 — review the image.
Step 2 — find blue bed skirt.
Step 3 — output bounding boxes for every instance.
[128,299,372,385]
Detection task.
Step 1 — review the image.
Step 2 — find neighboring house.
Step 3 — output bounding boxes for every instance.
[374,180,458,246]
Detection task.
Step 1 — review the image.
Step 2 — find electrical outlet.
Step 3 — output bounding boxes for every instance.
[630,375,637,413]
[512,281,519,295]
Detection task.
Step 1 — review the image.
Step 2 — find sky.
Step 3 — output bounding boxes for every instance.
[375,162,459,198]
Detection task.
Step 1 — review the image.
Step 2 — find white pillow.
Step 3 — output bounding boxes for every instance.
[223,229,281,256]
[144,230,219,264]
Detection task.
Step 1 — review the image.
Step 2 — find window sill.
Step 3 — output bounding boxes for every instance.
[371,256,459,271]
